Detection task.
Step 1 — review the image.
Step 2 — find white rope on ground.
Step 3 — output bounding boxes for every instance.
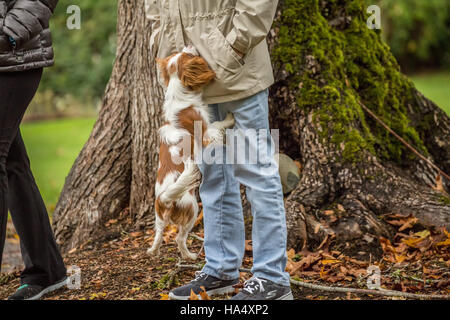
[289,277,450,300]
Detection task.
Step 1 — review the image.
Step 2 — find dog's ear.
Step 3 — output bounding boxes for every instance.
[155,57,165,71]
[179,54,216,91]
[156,57,170,87]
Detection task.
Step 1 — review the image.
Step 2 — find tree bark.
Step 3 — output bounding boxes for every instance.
[53,0,450,254]
[53,0,163,252]
[129,1,164,228]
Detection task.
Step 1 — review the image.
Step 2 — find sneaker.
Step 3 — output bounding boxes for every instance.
[8,277,68,300]
[169,271,238,300]
[231,276,293,300]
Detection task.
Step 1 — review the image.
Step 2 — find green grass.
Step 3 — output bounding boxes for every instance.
[21,118,96,213]
[411,71,450,115]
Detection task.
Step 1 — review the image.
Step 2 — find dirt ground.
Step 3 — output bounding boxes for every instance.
[1,212,449,300]
[0,233,367,300]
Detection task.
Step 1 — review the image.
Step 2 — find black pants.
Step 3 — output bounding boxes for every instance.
[0,69,66,286]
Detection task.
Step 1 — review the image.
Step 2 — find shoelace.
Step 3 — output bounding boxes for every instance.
[18,284,29,290]
[243,277,267,294]
[191,271,207,283]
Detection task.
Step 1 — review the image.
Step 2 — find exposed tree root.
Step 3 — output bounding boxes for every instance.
[289,278,450,300]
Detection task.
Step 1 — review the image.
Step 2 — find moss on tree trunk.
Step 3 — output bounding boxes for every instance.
[272,0,431,163]
[268,0,449,254]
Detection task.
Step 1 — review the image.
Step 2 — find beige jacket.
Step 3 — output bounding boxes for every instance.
[145,0,278,104]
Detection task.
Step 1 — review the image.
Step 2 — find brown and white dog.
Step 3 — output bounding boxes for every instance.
[147,46,235,260]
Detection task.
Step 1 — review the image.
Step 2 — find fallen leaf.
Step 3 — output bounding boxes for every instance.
[163,225,178,244]
[398,217,418,231]
[346,268,366,277]
[194,209,204,227]
[287,248,296,260]
[402,230,430,248]
[436,238,450,247]
[159,293,170,300]
[130,231,143,238]
[92,280,102,290]
[320,266,328,279]
[199,287,211,300]
[189,289,199,300]
[433,174,444,193]
[321,259,341,265]
[437,279,450,288]
[394,254,407,263]
[289,253,322,275]
[443,228,449,238]
[414,230,430,239]
[380,237,396,253]
[386,214,417,231]
[245,240,253,253]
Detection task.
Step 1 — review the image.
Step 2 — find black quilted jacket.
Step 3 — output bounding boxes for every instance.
[0,0,58,72]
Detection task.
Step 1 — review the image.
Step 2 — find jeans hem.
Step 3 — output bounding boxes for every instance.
[202,265,240,281]
[252,271,291,288]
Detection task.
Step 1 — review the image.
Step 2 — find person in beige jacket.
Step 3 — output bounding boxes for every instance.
[146,0,293,300]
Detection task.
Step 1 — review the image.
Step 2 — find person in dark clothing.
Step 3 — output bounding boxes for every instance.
[0,0,67,300]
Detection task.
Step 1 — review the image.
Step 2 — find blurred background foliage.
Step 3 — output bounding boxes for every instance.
[19,0,449,212]
[26,0,118,120]
[368,0,450,71]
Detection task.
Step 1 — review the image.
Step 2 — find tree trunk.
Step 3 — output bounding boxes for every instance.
[52,0,163,252]
[53,0,450,254]
[268,0,450,253]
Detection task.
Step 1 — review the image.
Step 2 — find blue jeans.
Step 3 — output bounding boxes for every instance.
[199,89,290,287]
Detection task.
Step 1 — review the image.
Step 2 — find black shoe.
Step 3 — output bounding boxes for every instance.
[231,277,293,300]
[169,271,238,300]
[8,277,68,300]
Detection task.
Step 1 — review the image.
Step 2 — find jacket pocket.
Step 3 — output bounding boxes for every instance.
[207,26,244,80]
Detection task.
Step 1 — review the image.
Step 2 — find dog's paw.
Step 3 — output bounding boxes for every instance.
[147,247,160,256]
[181,252,198,261]
[182,159,201,185]
[183,159,198,174]
[183,45,198,56]
[183,158,194,169]
[203,127,223,146]
[224,112,235,128]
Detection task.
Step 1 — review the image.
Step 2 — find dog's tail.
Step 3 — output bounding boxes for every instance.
[159,159,200,206]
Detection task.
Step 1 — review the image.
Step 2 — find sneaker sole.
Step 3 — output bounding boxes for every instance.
[169,285,236,300]
[276,291,294,300]
[26,277,69,301]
